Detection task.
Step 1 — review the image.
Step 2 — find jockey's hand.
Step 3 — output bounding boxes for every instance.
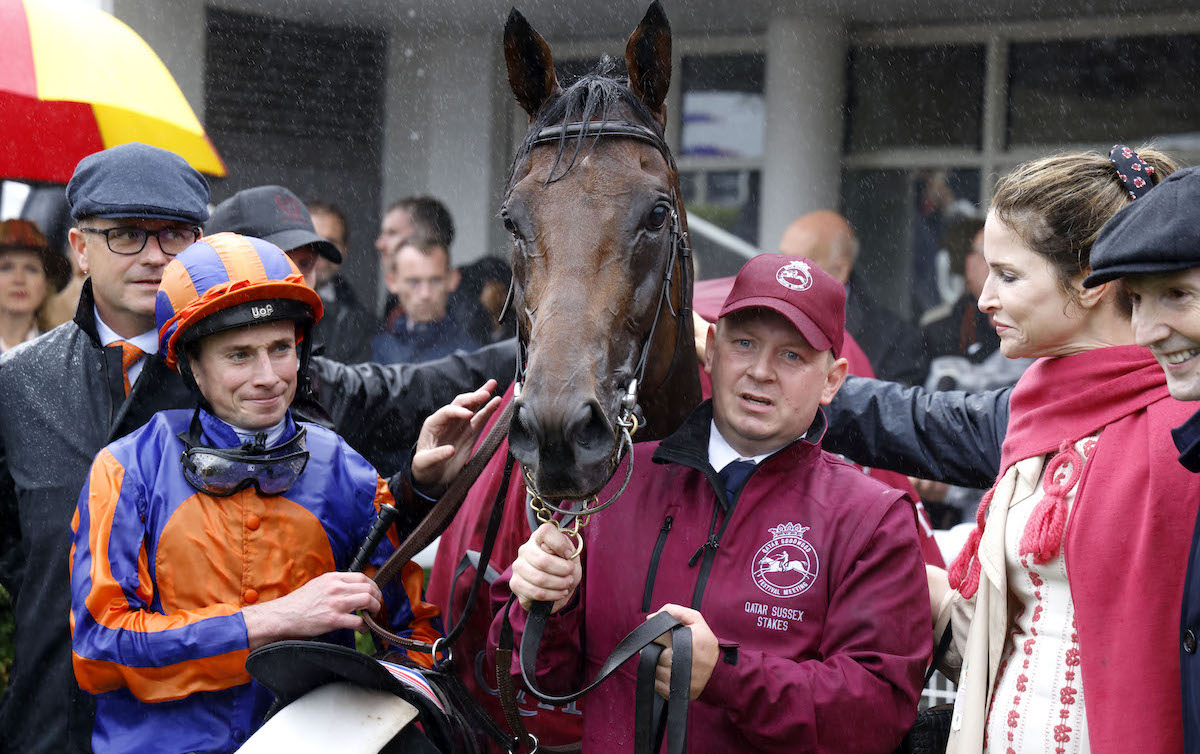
[648,603,718,701]
[510,523,582,614]
[412,379,501,489]
[243,571,383,650]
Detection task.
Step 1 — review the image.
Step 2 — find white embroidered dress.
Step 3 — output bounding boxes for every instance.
[983,434,1097,754]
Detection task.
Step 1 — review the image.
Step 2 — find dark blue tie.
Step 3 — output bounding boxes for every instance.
[718,459,756,503]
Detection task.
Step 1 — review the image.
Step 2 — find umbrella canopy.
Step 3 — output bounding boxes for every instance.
[0,0,226,183]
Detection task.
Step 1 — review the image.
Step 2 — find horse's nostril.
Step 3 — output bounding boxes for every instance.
[509,405,540,462]
[567,401,611,455]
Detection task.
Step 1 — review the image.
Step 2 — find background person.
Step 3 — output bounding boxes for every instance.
[206,185,342,289]
[778,210,925,385]
[0,219,71,353]
[374,235,479,364]
[495,255,929,753]
[375,195,456,320]
[306,198,378,363]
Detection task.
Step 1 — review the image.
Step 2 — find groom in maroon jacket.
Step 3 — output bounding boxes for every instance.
[494,254,930,753]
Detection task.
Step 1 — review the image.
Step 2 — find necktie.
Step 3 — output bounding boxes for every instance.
[114,340,144,397]
[718,459,756,504]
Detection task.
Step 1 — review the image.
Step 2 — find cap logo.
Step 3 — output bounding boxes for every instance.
[251,304,275,319]
[776,260,813,292]
[274,194,306,222]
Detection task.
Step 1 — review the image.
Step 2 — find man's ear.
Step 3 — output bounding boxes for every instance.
[383,257,400,296]
[447,267,461,292]
[68,227,90,275]
[819,356,849,406]
[702,323,717,375]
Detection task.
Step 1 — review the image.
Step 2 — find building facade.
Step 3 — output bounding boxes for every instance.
[95,0,1200,317]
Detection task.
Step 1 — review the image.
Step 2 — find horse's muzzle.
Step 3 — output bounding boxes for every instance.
[509,393,619,499]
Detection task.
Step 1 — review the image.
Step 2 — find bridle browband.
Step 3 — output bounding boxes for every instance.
[506,118,694,552]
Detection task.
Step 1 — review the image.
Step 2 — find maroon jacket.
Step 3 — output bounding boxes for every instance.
[490,402,930,753]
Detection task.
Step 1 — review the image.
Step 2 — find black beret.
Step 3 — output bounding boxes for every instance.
[66,142,210,225]
[1084,166,1200,287]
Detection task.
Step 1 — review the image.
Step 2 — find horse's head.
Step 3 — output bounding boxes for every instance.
[501,2,699,501]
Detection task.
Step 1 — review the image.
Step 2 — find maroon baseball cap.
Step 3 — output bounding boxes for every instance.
[717,254,845,356]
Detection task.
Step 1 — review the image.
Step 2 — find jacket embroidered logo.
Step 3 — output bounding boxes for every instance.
[775,260,813,292]
[752,523,819,597]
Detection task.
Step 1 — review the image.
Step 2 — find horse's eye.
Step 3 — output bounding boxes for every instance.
[502,212,522,239]
[647,204,670,231]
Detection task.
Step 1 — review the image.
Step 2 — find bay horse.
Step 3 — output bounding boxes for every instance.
[425,3,701,749]
[501,0,701,500]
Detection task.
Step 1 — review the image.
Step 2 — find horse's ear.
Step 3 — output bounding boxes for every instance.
[625,1,672,126]
[504,8,561,119]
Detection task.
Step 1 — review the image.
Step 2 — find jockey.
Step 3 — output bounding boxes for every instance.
[68,233,496,753]
[497,254,930,752]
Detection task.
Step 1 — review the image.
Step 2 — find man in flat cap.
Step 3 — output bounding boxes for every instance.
[1082,165,1200,752]
[0,144,516,752]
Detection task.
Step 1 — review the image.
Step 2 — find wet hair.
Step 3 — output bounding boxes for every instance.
[385,196,454,248]
[305,200,348,244]
[990,146,1178,305]
[941,216,985,277]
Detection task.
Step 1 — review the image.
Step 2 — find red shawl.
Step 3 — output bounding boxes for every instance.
[949,345,1199,753]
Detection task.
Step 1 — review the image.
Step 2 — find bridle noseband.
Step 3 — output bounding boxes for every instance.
[506,118,693,556]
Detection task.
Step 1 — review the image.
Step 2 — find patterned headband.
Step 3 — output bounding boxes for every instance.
[1108,144,1156,201]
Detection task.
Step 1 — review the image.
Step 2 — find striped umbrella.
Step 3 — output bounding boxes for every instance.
[0,0,226,184]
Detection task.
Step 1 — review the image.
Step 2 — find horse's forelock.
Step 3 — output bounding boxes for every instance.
[504,65,663,192]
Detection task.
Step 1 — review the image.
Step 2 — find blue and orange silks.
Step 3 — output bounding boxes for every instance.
[69,408,441,753]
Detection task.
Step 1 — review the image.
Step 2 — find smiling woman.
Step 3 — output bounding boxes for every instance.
[920,145,1200,754]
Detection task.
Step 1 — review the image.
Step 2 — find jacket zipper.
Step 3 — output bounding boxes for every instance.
[641,515,674,612]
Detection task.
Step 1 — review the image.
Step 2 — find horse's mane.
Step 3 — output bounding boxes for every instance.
[504,58,664,192]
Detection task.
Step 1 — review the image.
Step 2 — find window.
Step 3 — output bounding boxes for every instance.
[1008,35,1200,147]
[842,27,1200,324]
[678,53,765,246]
[847,45,986,151]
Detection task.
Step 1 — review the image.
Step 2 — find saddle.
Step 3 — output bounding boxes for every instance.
[244,640,481,753]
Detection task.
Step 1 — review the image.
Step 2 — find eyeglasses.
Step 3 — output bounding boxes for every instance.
[79,226,201,256]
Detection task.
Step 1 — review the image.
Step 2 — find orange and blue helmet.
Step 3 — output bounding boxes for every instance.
[156,232,324,373]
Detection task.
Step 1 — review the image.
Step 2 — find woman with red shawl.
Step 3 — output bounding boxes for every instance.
[920,146,1200,753]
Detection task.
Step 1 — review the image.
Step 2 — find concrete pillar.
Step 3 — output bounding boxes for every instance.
[380,31,513,267]
[759,16,847,251]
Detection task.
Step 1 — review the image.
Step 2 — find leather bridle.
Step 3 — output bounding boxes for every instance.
[507,119,695,554]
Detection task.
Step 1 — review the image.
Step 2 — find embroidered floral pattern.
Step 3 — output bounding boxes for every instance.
[984,435,1096,754]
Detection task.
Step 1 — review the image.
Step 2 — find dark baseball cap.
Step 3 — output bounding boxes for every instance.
[718,254,846,356]
[1084,166,1200,287]
[66,143,210,224]
[206,186,341,263]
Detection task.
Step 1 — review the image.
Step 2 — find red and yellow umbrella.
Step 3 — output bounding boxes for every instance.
[0,0,226,184]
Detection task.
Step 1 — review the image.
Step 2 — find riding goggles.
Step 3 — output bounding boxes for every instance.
[179,412,309,497]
